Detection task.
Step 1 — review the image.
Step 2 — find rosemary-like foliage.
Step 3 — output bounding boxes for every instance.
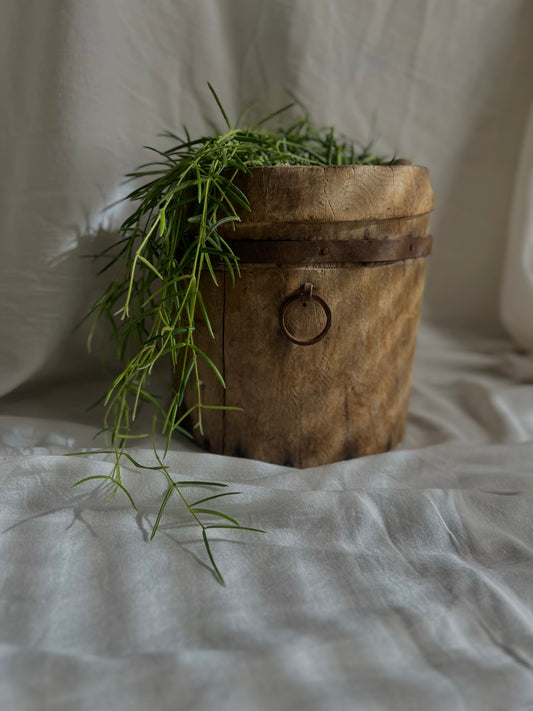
[77,86,387,583]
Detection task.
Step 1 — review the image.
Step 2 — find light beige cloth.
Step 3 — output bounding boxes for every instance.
[2,325,533,710]
[501,103,533,350]
[2,2,533,709]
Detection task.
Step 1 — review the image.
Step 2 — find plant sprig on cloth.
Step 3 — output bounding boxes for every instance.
[77,85,388,583]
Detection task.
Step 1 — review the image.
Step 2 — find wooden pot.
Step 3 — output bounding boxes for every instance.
[185,164,435,468]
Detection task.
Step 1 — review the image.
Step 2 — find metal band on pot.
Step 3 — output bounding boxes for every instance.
[227,234,432,265]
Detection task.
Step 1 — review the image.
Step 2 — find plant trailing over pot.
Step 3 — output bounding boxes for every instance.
[77,85,400,583]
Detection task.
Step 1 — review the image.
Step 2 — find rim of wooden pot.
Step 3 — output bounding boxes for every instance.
[232,163,435,223]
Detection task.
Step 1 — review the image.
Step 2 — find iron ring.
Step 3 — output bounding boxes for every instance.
[279,284,332,346]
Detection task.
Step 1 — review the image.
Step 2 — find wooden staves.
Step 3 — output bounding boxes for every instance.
[183,165,435,468]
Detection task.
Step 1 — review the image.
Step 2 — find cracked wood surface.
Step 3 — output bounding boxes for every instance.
[183,165,434,467]
[230,165,434,227]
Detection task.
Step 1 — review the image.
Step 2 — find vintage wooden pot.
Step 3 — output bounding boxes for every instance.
[185,164,435,468]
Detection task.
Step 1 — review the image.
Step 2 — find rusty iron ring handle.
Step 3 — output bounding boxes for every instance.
[279,283,332,346]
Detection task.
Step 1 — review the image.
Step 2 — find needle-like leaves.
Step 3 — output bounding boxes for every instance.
[79,85,388,583]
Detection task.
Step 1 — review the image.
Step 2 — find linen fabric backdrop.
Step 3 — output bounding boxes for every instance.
[2,1,533,710]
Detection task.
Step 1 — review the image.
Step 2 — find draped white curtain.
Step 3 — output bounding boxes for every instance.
[1,0,533,399]
[500,103,533,350]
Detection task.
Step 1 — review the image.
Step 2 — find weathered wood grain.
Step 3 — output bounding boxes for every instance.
[231,165,434,226]
[183,165,434,467]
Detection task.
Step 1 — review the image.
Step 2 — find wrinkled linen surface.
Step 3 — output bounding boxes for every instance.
[2,325,533,711]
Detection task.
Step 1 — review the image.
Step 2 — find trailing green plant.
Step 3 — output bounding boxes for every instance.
[75,85,389,583]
